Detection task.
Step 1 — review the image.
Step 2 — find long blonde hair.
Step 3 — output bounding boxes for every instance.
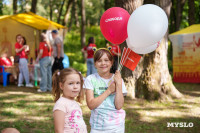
[52,68,84,103]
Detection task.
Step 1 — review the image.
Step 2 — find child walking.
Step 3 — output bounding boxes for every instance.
[83,48,127,133]
[52,68,87,133]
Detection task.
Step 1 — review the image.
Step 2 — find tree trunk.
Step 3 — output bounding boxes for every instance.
[170,0,176,33]
[81,0,86,49]
[49,0,53,20]
[31,0,37,13]
[176,0,186,30]
[57,0,66,24]
[74,0,79,27]
[62,0,73,26]
[68,0,76,31]
[115,0,183,100]
[0,0,3,15]
[188,0,195,25]
[115,0,144,99]
[13,0,17,14]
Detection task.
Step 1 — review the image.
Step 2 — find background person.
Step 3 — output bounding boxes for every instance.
[0,51,18,83]
[36,33,52,92]
[82,37,97,76]
[84,49,127,133]
[51,30,64,74]
[52,68,87,133]
[15,35,33,87]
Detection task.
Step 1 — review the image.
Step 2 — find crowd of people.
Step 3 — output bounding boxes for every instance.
[0,30,65,92]
[1,33,126,133]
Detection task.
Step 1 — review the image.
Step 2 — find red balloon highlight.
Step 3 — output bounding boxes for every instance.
[100,7,130,45]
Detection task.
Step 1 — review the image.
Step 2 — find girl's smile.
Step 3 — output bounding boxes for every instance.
[95,53,113,77]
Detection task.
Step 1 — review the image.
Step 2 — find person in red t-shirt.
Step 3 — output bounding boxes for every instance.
[15,34,33,87]
[0,52,18,82]
[82,37,97,76]
[107,43,121,73]
[36,33,52,92]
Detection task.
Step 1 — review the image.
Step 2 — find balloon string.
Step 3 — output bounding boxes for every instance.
[118,46,119,70]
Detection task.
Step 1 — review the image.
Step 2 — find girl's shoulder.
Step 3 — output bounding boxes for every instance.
[53,97,76,112]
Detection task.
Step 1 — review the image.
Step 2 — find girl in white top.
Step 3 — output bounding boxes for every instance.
[52,68,87,133]
[84,48,127,133]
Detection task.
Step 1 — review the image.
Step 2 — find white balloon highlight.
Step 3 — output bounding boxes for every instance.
[127,4,168,48]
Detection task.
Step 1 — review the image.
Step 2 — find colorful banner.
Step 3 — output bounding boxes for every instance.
[169,32,200,83]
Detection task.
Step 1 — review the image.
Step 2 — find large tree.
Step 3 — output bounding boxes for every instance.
[115,0,182,100]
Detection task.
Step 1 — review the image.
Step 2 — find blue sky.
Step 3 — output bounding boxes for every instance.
[3,0,11,5]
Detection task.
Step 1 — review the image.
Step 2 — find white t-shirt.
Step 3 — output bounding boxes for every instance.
[53,97,87,133]
[83,73,127,130]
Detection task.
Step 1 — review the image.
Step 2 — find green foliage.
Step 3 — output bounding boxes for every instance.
[85,0,104,25]
[180,2,189,29]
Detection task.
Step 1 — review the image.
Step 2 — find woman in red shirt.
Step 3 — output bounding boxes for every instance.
[15,34,33,87]
[36,33,52,92]
[82,37,97,76]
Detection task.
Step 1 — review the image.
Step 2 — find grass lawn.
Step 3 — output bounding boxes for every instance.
[0,83,200,133]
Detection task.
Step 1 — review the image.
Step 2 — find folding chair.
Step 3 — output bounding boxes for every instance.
[0,65,11,87]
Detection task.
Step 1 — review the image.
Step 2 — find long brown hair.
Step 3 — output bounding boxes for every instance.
[52,68,84,103]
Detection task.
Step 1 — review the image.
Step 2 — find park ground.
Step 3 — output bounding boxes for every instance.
[0,83,200,133]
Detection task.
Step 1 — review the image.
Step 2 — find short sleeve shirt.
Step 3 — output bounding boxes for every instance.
[0,58,12,66]
[53,36,64,58]
[15,42,27,58]
[39,41,51,58]
[83,73,127,130]
[53,97,87,133]
[84,43,96,59]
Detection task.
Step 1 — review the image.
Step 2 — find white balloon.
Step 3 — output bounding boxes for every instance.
[126,38,161,54]
[127,4,168,48]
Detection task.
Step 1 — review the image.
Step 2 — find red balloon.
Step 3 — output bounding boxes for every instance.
[100,7,130,45]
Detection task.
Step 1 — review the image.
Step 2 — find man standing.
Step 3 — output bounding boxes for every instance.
[51,30,64,74]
